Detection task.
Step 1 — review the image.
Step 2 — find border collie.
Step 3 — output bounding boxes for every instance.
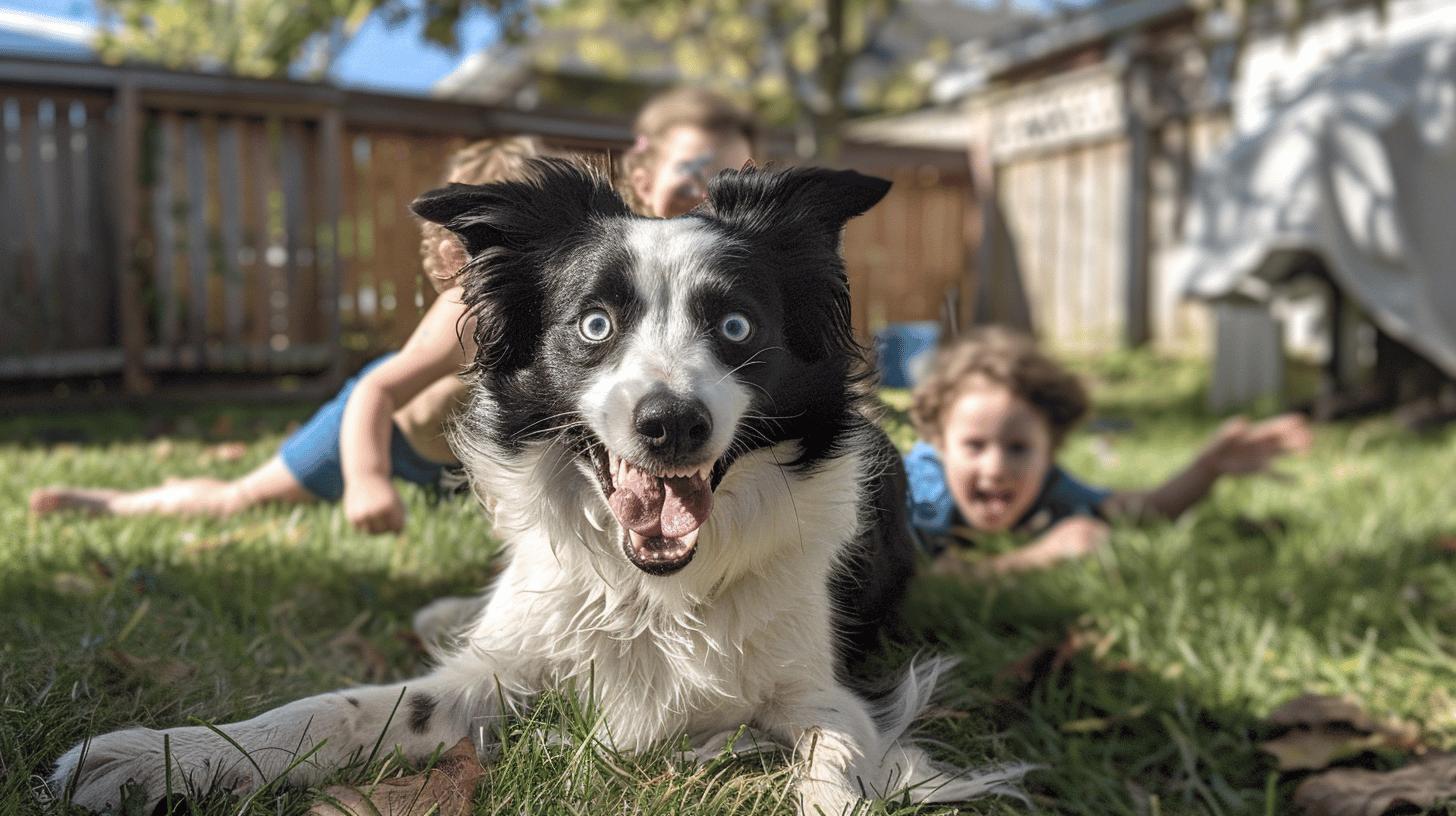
[52,160,1024,814]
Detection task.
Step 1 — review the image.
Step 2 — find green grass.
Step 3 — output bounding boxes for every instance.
[6,355,1456,814]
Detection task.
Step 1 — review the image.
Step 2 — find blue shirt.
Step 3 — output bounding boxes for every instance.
[903,441,1110,550]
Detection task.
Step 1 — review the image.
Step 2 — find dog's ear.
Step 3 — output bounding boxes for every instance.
[409,158,631,376]
[410,158,629,257]
[703,165,891,240]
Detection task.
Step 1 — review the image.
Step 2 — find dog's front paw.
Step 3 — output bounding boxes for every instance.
[50,726,258,812]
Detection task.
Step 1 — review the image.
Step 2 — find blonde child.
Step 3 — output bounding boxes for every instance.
[906,328,1312,576]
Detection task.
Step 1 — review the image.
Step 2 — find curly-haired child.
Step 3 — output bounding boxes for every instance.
[906,328,1312,576]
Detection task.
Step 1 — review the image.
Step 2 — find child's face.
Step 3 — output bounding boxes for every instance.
[937,382,1055,532]
[631,124,753,218]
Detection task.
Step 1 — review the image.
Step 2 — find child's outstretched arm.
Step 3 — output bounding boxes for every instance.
[1103,413,1312,523]
[339,286,478,533]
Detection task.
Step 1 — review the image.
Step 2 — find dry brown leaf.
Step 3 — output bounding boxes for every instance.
[1433,535,1456,555]
[102,648,195,686]
[1267,694,1422,751]
[310,738,483,816]
[1261,729,1391,772]
[1295,753,1456,816]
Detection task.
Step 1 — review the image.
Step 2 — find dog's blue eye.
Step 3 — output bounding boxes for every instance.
[579,309,613,342]
[719,313,751,343]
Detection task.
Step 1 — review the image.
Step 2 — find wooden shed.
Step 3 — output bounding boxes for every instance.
[946,0,1235,353]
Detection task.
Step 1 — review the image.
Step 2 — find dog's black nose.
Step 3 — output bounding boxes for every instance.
[633,389,712,460]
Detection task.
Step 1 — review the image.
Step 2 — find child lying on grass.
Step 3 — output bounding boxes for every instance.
[905,328,1313,576]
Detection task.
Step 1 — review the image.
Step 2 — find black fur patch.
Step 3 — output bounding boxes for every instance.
[407,692,436,734]
[345,696,360,708]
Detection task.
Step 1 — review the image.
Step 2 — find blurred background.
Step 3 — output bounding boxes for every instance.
[1,0,1453,427]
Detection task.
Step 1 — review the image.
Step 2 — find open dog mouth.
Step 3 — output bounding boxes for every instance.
[584,440,726,576]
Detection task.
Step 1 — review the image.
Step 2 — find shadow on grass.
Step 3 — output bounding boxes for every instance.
[893,574,1282,815]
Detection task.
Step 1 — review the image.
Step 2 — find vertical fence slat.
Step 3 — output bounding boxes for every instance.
[52,100,80,352]
[337,133,358,335]
[248,119,272,357]
[0,98,17,356]
[152,112,178,349]
[217,118,244,345]
[85,100,115,352]
[183,115,209,360]
[319,109,343,376]
[279,121,304,349]
[18,99,45,354]
[114,80,149,391]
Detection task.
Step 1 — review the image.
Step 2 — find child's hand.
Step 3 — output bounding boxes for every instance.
[977,517,1109,577]
[343,476,406,534]
[1202,413,1313,478]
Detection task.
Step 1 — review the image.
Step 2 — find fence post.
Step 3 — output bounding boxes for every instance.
[114,75,151,394]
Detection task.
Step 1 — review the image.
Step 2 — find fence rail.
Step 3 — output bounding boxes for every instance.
[0,55,975,395]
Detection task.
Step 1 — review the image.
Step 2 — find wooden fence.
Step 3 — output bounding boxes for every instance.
[0,56,974,395]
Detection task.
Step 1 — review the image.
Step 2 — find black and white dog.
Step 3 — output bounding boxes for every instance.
[52,160,1023,813]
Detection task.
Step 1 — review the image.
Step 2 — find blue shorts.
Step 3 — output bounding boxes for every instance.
[279,355,449,501]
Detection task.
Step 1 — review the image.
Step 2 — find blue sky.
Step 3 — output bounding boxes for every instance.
[0,0,502,95]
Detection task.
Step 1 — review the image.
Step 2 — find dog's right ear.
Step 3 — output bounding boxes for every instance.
[410,158,630,257]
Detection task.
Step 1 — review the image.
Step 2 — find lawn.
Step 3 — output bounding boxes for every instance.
[5,354,1456,815]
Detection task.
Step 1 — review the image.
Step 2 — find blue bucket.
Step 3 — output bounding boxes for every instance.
[874,321,940,389]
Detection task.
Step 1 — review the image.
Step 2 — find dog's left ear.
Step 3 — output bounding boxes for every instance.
[703,165,891,239]
[410,158,630,257]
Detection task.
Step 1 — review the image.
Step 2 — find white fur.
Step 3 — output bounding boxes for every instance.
[50,218,1028,815]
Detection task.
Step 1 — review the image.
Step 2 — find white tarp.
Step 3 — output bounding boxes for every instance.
[1173,30,1456,377]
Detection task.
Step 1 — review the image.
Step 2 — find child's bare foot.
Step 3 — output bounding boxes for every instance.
[29,487,120,517]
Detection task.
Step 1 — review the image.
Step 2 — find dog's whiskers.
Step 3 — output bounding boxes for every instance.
[715,346,785,385]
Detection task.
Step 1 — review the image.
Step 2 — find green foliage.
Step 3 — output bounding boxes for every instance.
[94,0,940,158]
[92,0,532,78]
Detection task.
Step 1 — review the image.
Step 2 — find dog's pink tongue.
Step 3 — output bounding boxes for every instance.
[608,466,714,539]
[609,466,665,537]
[661,475,712,538]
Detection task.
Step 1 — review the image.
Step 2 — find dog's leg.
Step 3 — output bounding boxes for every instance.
[761,684,882,816]
[51,671,495,813]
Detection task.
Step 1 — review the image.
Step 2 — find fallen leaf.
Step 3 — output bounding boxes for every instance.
[1433,535,1456,555]
[1295,753,1456,816]
[311,738,483,816]
[1261,694,1426,772]
[1261,729,1391,772]
[102,648,194,686]
[1267,694,1421,750]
